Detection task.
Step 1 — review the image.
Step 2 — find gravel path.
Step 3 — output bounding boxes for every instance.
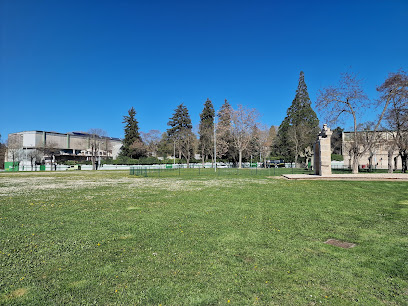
[283,173,408,181]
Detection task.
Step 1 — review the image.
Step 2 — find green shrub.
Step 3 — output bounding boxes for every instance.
[331,154,344,161]
[60,160,91,165]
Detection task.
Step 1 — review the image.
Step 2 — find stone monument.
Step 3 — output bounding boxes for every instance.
[314,124,332,176]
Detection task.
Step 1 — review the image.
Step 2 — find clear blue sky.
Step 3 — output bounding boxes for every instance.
[1,0,407,140]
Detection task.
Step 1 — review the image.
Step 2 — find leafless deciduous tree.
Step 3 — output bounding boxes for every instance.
[316,72,391,174]
[6,135,23,170]
[40,141,59,171]
[230,104,259,168]
[287,121,313,167]
[178,129,196,167]
[384,134,398,173]
[385,110,408,172]
[379,71,408,172]
[141,130,161,157]
[252,125,273,167]
[27,149,43,171]
[347,122,385,171]
[88,129,108,170]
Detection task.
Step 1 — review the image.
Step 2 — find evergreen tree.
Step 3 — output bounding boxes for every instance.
[216,99,235,161]
[167,104,195,167]
[120,107,143,159]
[275,71,320,164]
[198,98,215,165]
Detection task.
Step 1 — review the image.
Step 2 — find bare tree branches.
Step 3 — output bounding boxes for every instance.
[141,130,161,157]
[380,70,408,172]
[230,105,259,168]
[88,129,108,170]
[316,71,391,173]
[316,72,368,130]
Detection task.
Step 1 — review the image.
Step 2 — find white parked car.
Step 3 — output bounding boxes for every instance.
[217,163,229,168]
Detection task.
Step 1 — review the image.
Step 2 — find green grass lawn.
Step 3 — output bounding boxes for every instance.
[0,171,407,305]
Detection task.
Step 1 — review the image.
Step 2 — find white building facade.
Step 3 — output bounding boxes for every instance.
[6,130,122,165]
[342,131,402,169]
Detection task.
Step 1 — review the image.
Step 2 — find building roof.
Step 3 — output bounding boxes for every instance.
[9,130,122,141]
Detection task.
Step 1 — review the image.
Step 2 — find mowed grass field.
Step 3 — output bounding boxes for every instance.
[0,170,407,305]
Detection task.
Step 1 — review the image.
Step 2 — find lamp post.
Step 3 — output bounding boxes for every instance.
[214,115,217,172]
[173,140,176,165]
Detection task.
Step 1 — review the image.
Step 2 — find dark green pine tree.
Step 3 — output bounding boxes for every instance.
[167,104,193,137]
[120,107,143,158]
[198,98,215,164]
[275,71,320,164]
[167,104,195,166]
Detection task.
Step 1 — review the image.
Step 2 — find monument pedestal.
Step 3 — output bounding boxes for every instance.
[314,124,332,176]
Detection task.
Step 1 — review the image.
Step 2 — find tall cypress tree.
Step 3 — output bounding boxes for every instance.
[198,98,215,164]
[120,107,142,158]
[275,71,320,164]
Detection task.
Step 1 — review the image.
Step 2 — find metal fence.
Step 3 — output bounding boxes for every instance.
[129,165,313,177]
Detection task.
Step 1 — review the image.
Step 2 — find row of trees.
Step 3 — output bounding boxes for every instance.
[2,70,405,173]
[120,102,276,168]
[119,69,408,173]
[119,71,318,168]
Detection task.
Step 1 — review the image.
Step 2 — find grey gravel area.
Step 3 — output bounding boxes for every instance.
[283,173,408,181]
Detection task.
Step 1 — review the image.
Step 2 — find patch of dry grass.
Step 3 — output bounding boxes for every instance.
[0,172,275,196]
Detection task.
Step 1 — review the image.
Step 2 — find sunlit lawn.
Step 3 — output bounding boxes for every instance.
[0,170,407,304]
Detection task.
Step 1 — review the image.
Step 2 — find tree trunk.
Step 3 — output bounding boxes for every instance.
[92,147,96,170]
[352,154,359,174]
[238,150,243,168]
[401,152,407,173]
[202,149,205,168]
[394,156,398,171]
[388,150,393,173]
[368,154,373,172]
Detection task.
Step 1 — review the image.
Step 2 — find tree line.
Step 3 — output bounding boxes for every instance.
[2,70,406,173]
[119,69,408,172]
[119,101,274,168]
[119,71,318,168]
